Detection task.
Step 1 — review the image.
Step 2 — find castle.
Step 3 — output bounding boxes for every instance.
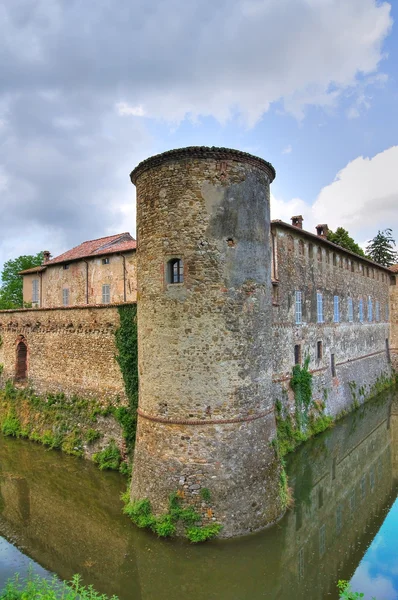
[1,146,397,538]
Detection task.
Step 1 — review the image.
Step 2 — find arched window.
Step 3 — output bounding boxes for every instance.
[15,338,28,381]
[167,258,184,284]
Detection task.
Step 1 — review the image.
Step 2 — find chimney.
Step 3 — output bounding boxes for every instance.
[291,215,303,229]
[43,250,51,263]
[316,224,329,238]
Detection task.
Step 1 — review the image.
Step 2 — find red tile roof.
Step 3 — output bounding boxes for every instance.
[19,233,136,274]
[390,264,398,273]
[18,265,47,275]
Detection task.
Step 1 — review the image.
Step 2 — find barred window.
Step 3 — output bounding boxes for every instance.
[333,296,339,323]
[348,297,353,323]
[376,301,380,322]
[295,291,302,325]
[368,296,373,322]
[102,284,110,304]
[317,292,323,323]
[32,279,39,303]
[359,299,364,323]
[62,288,69,306]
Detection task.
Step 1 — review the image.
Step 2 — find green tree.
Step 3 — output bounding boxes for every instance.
[327,227,365,257]
[366,229,398,267]
[0,253,43,309]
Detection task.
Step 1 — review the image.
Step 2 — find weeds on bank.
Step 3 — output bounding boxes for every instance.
[0,571,117,600]
[122,491,222,542]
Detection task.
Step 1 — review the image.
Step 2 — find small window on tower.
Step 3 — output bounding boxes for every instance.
[167,258,184,284]
[102,257,110,265]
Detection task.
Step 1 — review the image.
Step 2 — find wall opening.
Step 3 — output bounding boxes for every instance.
[15,339,28,381]
[294,344,301,365]
[386,338,391,363]
[317,340,323,360]
[331,353,336,377]
[167,258,184,284]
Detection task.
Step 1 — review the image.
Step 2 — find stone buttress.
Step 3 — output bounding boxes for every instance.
[129,147,283,537]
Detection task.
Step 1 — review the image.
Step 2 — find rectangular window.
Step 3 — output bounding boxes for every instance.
[63,264,70,270]
[360,475,366,500]
[386,338,391,363]
[102,284,110,304]
[376,301,380,322]
[370,467,375,492]
[32,279,39,303]
[336,504,343,534]
[386,303,389,321]
[317,292,323,323]
[294,344,301,365]
[102,257,110,265]
[295,291,302,325]
[331,353,336,377]
[348,297,353,323]
[368,296,373,322]
[298,548,304,579]
[62,288,69,306]
[319,524,326,556]
[349,489,356,513]
[359,299,364,323]
[317,340,323,360]
[333,296,339,323]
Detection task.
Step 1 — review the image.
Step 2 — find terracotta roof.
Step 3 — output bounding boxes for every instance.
[45,232,136,266]
[19,233,136,274]
[271,220,393,273]
[18,265,47,275]
[389,264,398,273]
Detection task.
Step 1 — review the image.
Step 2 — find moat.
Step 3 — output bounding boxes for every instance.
[0,389,397,600]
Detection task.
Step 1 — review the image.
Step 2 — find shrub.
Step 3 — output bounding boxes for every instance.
[185,524,223,543]
[2,409,21,437]
[93,440,121,471]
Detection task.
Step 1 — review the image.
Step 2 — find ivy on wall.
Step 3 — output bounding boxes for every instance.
[114,305,139,452]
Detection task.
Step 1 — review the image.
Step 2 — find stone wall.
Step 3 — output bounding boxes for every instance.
[130,147,282,538]
[271,222,393,417]
[0,304,131,403]
[22,252,137,308]
[389,273,398,369]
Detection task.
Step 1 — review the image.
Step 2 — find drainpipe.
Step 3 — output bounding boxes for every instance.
[121,254,127,302]
[83,260,89,304]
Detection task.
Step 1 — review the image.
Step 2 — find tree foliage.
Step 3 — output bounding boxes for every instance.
[365,228,398,267]
[0,252,43,309]
[327,228,365,257]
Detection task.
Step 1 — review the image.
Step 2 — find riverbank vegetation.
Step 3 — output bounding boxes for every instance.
[0,572,117,600]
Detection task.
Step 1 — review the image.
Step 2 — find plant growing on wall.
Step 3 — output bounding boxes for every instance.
[290,355,313,430]
[114,305,138,452]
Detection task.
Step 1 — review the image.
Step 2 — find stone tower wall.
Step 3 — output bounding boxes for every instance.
[130,147,282,537]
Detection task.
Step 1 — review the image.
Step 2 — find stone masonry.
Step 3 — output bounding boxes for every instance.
[130,147,283,538]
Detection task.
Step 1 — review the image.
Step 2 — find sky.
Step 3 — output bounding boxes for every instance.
[0,0,397,273]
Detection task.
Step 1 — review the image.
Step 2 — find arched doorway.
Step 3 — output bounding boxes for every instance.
[15,338,28,381]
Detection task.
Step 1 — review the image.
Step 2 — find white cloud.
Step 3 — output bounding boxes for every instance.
[351,560,397,600]
[116,103,146,117]
[272,146,398,242]
[282,145,292,154]
[0,0,393,125]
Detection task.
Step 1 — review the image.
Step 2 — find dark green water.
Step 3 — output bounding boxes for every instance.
[0,390,397,600]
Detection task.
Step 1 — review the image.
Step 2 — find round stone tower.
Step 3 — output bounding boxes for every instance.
[130,146,282,538]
